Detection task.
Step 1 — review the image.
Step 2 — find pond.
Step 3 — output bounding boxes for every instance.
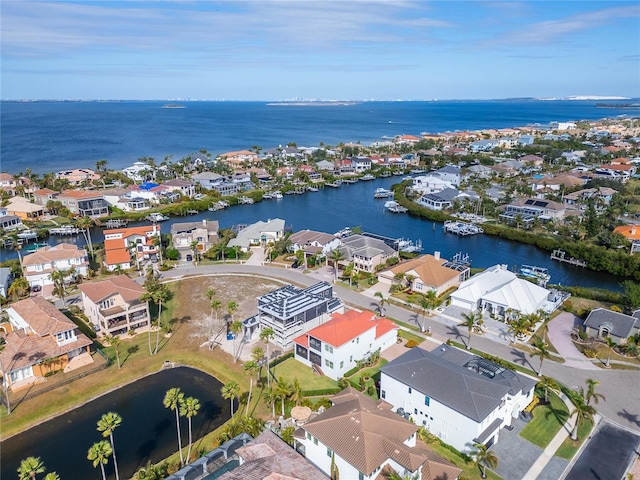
[1,366,229,480]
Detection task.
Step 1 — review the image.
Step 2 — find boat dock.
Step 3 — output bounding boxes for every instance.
[106,219,128,229]
[550,249,587,267]
[326,180,342,188]
[443,220,484,236]
[384,200,408,213]
[361,232,421,253]
[49,226,80,235]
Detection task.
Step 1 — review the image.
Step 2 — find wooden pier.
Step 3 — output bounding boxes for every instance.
[550,249,587,267]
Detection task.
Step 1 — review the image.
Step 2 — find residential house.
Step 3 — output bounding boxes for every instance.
[0,206,23,230]
[563,187,618,207]
[293,309,398,380]
[380,345,537,453]
[350,157,372,173]
[295,387,462,480]
[218,150,259,169]
[416,188,461,211]
[252,282,344,349]
[583,308,640,345]
[432,165,462,186]
[0,267,14,298]
[6,196,45,220]
[315,160,335,172]
[337,234,398,273]
[162,179,196,198]
[122,161,152,182]
[613,225,640,254]
[55,168,100,186]
[411,175,455,194]
[170,219,219,260]
[22,243,90,289]
[499,198,566,227]
[103,224,161,271]
[79,275,151,336]
[57,190,109,217]
[216,430,328,480]
[192,172,226,190]
[395,134,422,145]
[529,174,586,193]
[228,218,285,252]
[288,229,342,262]
[469,139,499,152]
[377,252,470,296]
[32,188,58,207]
[450,264,550,317]
[595,164,635,181]
[464,164,493,180]
[519,155,544,167]
[0,296,93,389]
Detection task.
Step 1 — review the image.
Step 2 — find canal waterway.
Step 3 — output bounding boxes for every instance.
[0,366,229,480]
[6,176,626,292]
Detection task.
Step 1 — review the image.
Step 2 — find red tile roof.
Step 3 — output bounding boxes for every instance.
[297,310,397,348]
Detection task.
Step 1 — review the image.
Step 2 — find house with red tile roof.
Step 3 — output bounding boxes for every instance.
[103,224,161,271]
[613,225,640,254]
[79,275,150,335]
[293,309,398,380]
[218,150,259,169]
[0,296,93,390]
[295,387,461,480]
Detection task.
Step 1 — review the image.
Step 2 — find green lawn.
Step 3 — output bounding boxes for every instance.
[520,391,569,448]
[426,441,503,480]
[398,329,426,344]
[555,420,593,459]
[270,357,338,391]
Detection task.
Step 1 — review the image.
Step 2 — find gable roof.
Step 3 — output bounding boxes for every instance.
[288,229,337,246]
[295,310,397,348]
[9,296,78,336]
[583,308,640,338]
[381,345,537,422]
[78,275,145,304]
[300,388,460,478]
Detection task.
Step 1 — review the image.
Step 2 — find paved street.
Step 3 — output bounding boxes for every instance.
[154,262,640,436]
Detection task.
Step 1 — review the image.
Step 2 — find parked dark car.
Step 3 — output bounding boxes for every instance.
[291,259,299,269]
[30,284,42,293]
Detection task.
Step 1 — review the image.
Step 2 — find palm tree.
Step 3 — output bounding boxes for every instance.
[275,377,292,417]
[221,381,240,418]
[460,311,483,350]
[206,288,216,339]
[180,396,200,463]
[87,440,113,480]
[374,292,388,316]
[342,262,354,286]
[260,327,275,388]
[190,240,199,265]
[230,320,243,363]
[507,316,529,343]
[17,456,46,480]
[263,386,278,418]
[76,215,95,257]
[290,378,304,407]
[7,276,29,301]
[530,338,551,376]
[50,268,72,306]
[604,336,616,367]
[104,334,122,369]
[584,378,606,406]
[538,376,560,403]
[97,411,122,480]
[329,249,344,282]
[243,360,260,415]
[570,393,597,441]
[152,285,172,355]
[404,274,416,291]
[43,473,61,480]
[472,443,498,479]
[163,387,185,466]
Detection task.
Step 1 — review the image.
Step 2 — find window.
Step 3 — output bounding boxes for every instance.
[340,361,344,369]
[324,344,333,353]
[306,432,311,440]
[381,390,386,399]
[327,447,332,457]
[313,437,318,446]
[408,387,412,394]
[350,355,353,363]
[359,473,364,480]
[414,408,418,415]
[356,337,360,344]
[324,359,334,369]
[424,396,430,406]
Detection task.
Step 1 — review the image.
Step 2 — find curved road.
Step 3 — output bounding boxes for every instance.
[157,263,640,435]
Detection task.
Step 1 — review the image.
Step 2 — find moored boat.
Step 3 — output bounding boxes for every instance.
[146,213,169,222]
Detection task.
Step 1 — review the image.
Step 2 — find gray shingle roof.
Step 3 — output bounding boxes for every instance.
[584,308,640,339]
[381,345,536,423]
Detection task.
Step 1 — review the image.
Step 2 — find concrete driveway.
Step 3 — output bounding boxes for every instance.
[547,312,599,370]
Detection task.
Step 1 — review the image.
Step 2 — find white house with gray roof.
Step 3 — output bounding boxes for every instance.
[380,345,537,453]
[228,218,285,252]
[337,234,398,273]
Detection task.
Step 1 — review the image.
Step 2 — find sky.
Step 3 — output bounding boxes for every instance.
[1,0,639,101]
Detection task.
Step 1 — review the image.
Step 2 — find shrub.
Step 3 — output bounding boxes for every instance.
[405,339,419,348]
[582,346,598,358]
[165,248,179,260]
[578,331,588,340]
[610,305,622,313]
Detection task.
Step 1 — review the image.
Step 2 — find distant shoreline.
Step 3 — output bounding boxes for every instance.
[266,101,359,107]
